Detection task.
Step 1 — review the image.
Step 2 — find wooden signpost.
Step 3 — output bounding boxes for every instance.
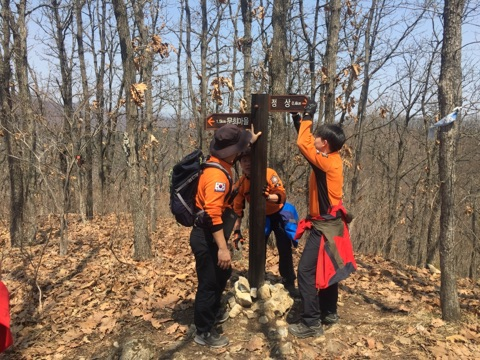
[205,94,307,289]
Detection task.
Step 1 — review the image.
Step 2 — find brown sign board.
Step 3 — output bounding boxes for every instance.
[205,113,251,130]
[269,95,308,112]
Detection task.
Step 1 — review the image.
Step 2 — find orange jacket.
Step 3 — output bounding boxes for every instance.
[195,156,233,232]
[297,119,343,217]
[233,168,286,217]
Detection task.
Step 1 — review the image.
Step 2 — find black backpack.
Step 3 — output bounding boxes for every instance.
[170,149,232,227]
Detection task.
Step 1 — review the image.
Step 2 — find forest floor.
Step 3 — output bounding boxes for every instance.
[0,214,479,360]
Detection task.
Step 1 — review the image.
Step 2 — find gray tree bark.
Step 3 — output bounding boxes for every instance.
[269,0,289,177]
[241,0,253,109]
[437,0,463,321]
[323,0,341,124]
[75,0,94,221]
[112,0,152,260]
[1,0,25,248]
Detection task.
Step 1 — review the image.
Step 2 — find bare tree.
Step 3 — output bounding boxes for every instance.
[0,0,26,248]
[112,0,152,260]
[269,0,290,176]
[437,0,463,321]
[323,0,341,124]
[240,0,253,109]
[74,0,94,221]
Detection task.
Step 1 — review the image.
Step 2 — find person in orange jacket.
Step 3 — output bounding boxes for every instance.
[191,124,261,349]
[288,100,356,339]
[0,281,13,353]
[231,149,297,295]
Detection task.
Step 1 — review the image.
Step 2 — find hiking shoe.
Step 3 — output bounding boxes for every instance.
[321,312,339,325]
[283,283,300,298]
[194,329,229,348]
[288,321,324,338]
[214,310,229,325]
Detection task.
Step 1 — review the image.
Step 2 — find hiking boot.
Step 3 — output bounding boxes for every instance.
[214,310,230,325]
[288,321,324,338]
[194,328,229,348]
[321,312,339,325]
[283,283,300,298]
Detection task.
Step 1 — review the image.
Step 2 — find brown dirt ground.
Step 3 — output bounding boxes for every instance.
[0,215,479,359]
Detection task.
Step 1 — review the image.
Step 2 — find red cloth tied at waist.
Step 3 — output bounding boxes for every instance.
[0,281,13,353]
[294,202,347,241]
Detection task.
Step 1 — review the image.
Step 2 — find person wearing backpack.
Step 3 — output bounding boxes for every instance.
[231,149,298,297]
[191,124,261,348]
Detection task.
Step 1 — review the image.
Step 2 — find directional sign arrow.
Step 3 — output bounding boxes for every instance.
[207,116,215,128]
[269,95,308,112]
[205,113,251,130]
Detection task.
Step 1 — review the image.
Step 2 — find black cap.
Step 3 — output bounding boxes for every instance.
[209,124,252,159]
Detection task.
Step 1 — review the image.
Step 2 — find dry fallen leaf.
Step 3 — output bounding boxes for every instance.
[431,318,445,328]
[446,334,468,343]
[246,335,264,352]
[165,323,179,335]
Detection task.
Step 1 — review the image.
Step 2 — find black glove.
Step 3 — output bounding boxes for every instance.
[303,99,317,117]
[262,185,270,199]
[233,230,245,250]
[291,112,301,132]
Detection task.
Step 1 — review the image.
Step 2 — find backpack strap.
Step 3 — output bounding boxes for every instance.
[202,162,233,204]
[227,174,246,205]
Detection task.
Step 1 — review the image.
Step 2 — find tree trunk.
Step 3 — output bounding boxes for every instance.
[51,0,75,255]
[112,0,152,260]
[348,0,376,214]
[199,0,208,150]
[184,0,199,147]
[425,193,440,265]
[75,0,94,221]
[8,0,31,247]
[469,202,478,280]
[241,0,253,109]
[437,0,463,321]
[323,0,341,124]
[269,0,289,177]
[298,0,320,98]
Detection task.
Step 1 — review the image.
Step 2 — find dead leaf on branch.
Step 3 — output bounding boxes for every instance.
[236,37,252,53]
[352,63,362,78]
[252,6,265,19]
[130,83,148,107]
[210,77,235,106]
[134,56,145,71]
[336,95,345,111]
[151,35,176,58]
[465,205,473,215]
[347,0,354,16]
[150,134,159,145]
[380,107,389,118]
[321,66,328,83]
[347,97,356,114]
[239,98,248,113]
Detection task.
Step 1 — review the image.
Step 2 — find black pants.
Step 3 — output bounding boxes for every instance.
[267,211,296,284]
[190,226,232,333]
[297,228,338,326]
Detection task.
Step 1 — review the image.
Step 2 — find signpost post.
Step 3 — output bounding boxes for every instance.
[205,94,308,290]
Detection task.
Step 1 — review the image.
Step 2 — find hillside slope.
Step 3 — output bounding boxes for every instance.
[0,215,479,359]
